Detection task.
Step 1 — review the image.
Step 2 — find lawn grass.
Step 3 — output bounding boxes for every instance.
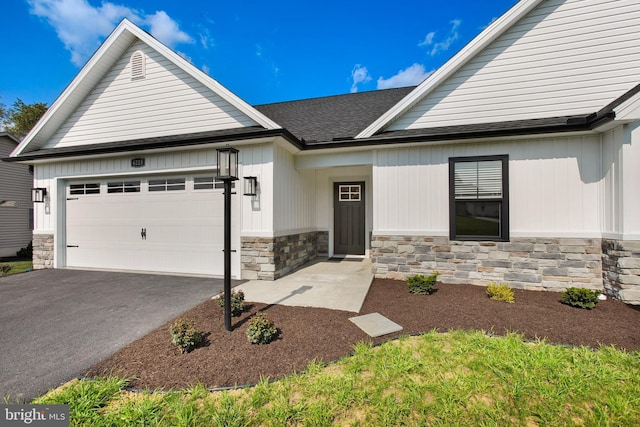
[34,330,640,426]
[0,260,33,276]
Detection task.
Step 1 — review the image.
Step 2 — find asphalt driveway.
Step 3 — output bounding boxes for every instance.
[0,269,238,402]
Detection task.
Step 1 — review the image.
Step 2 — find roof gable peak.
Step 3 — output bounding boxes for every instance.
[356,0,545,138]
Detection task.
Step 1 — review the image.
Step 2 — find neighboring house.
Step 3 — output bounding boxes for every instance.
[6,0,640,303]
[0,132,32,258]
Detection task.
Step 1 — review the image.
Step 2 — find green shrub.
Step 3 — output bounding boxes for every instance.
[16,242,32,259]
[0,264,11,275]
[216,290,245,316]
[169,318,204,353]
[486,282,515,303]
[407,272,439,295]
[561,287,601,310]
[246,312,279,345]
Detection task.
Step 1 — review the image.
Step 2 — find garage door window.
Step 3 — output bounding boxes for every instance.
[70,183,100,195]
[107,181,141,193]
[194,176,235,190]
[149,178,186,192]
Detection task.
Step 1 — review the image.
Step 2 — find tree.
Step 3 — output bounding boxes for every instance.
[3,98,48,140]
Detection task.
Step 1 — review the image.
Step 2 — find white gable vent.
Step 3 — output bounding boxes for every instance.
[130,51,146,80]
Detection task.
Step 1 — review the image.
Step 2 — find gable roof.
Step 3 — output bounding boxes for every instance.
[11,19,281,158]
[356,0,545,138]
[255,86,415,143]
[0,132,19,145]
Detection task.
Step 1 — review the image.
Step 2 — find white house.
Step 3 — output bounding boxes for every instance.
[0,132,32,258]
[7,0,640,303]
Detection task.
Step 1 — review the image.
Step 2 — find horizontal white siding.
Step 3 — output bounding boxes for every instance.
[273,144,316,235]
[389,0,640,130]
[0,138,33,255]
[45,40,258,149]
[373,134,602,237]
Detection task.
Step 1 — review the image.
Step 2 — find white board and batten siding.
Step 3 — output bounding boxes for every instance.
[272,144,317,235]
[44,40,259,149]
[601,123,640,240]
[373,134,603,238]
[0,136,33,257]
[388,0,640,131]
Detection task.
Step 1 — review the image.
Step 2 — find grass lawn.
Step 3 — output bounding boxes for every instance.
[34,330,640,426]
[0,260,33,276]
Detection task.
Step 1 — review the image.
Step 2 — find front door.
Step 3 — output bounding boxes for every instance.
[333,182,365,255]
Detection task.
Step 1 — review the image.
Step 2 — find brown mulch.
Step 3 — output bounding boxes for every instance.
[86,279,640,391]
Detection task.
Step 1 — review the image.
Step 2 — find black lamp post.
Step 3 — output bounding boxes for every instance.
[216,145,239,331]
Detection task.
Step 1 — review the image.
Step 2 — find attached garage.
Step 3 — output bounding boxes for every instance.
[64,175,240,277]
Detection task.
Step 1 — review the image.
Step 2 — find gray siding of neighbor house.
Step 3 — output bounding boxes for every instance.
[0,135,32,257]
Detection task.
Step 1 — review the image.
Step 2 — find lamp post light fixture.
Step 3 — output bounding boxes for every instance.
[31,187,47,203]
[215,145,239,332]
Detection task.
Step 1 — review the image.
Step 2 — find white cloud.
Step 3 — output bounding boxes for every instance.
[350,64,372,93]
[144,11,193,47]
[202,64,211,75]
[28,0,193,67]
[418,19,461,56]
[377,63,432,89]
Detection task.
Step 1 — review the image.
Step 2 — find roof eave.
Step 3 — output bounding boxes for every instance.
[4,128,302,163]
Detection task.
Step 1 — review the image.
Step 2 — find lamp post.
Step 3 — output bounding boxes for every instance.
[215,145,239,331]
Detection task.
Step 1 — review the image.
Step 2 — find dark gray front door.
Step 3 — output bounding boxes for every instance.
[334,182,365,255]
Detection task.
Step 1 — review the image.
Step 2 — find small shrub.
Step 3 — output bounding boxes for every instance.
[0,264,11,275]
[407,272,439,295]
[216,290,245,316]
[246,312,278,344]
[16,242,32,259]
[169,318,204,353]
[561,287,601,310]
[486,282,515,303]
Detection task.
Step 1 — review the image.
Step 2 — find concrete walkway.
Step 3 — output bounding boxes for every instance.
[235,257,373,312]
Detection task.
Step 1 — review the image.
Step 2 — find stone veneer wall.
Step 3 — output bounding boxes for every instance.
[241,231,319,280]
[602,239,640,304]
[33,233,54,270]
[371,236,604,291]
[317,231,329,255]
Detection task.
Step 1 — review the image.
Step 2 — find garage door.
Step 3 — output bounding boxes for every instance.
[65,175,240,277]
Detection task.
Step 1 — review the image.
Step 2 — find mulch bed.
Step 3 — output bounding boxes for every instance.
[86,279,640,391]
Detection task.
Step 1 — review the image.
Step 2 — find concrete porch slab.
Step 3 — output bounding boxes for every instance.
[349,312,403,337]
[234,257,373,312]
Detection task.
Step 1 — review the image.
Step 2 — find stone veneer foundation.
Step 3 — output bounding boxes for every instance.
[32,233,54,270]
[371,236,605,292]
[241,231,319,280]
[602,239,640,304]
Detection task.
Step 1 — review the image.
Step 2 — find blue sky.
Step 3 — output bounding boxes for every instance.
[1,0,518,108]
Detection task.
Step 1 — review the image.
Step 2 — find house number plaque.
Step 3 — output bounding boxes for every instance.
[131,158,146,168]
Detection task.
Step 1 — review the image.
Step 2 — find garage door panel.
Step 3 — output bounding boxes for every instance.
[66,179,239,277]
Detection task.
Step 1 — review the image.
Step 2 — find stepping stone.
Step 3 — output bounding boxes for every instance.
[349,312,403,337]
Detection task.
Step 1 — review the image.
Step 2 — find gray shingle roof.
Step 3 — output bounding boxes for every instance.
[254,86,415,143]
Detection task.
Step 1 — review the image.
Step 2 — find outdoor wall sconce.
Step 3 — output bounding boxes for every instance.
[243,176,257,196]
[215,145,239,181]
[31,187,47,203]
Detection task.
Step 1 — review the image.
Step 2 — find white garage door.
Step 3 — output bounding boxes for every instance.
[65,175,240,277]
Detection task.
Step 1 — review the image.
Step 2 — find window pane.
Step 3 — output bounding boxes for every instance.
[455,201,501,237]
[454,160,502,199]
[194,177,214,190]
